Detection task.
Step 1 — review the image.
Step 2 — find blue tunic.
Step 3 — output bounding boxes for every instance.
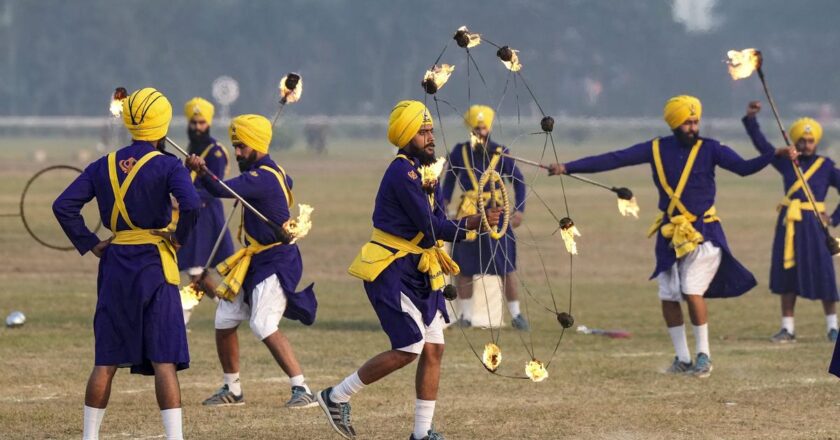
[199,155,317,325]
[564,135,773,298]
[177,137,235,270]
[441,141,526,276]
[53,141,201,375]
[364,155,470,349]
[743,116,840,301]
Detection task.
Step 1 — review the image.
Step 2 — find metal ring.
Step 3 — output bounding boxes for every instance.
[19,165,103,251]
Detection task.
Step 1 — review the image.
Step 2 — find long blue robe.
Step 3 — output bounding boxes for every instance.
[199,154,317,325]
[53,141,201,375]
[564,135,773,298]
[743,116,840,301]
[441,141,526,276]
[364,154,470,349]
[177,137,235,270]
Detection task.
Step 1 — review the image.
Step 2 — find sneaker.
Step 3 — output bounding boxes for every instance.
[828,328,839,342]
[770,328,796,343]
[665,357,693,374]
[316,387,356,439]
[511,314,530,331]
[410,427,446,440]
[202,384,244,406]
[285,385,318,409]
[692,353,713,378]
[455,318,472,328]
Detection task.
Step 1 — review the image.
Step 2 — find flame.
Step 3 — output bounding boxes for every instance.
[420,157,447,187]
[726,48,760,80]
[617,197,640,219]
[560,223,581,255]
[500,49,522,72]
[423,64,455,92]
[456,26,481,48]
[179,284,204,310]
[525,359,548,382]
[109,99,123,117]
[284,204,314,244]
[482,343,502,372]
[279,75,303,103]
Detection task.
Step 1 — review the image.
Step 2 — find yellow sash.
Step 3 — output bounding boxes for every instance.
[456,145,504,220]
[107,151,180,285]
[777,157,826,269]
[647,138,720,258]
[348,228,460,291]
[216,164,293,300]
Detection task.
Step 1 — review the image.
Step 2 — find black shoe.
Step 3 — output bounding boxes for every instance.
[316,387,356,439]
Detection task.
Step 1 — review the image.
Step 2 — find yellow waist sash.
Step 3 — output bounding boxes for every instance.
[647,206,720,258]
[348,228,460,291]
[112,230,180,285]
[778,199,825,269]
[215,233,283,301]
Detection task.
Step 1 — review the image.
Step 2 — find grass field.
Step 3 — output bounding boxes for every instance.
[1,135,839,439]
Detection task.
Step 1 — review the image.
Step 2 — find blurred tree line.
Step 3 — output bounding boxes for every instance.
[1,0,838,119]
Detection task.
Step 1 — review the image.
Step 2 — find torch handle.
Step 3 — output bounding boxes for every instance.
[165,137,276,227]
[757,69,832,234]
[202,201,239,272]
[499,151,619,193]
[271,100,288,129]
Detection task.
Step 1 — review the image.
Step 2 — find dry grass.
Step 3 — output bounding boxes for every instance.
[0,136,839,439]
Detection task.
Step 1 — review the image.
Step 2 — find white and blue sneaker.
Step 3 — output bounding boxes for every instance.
[770,328,796,343]
[828,328,838,342]
[285,385,318,409]
[317,387,356,439]
[410,427,445,440]
[692,353,713,378]
[511,314,530,331]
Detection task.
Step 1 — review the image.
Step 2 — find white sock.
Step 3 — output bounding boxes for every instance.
[289,374,310,393]
[330,371,365,403]
[827,314,838,331]
[693,323,710,357]
[507,300,521,317]
[458,298,473,321]
[223,372,241,396]
[668,325,691,363]
[160,408,183,440]
[413,399,436,439]
[182,308,192,326]
[83,405,105,440]
[782,316,795,334]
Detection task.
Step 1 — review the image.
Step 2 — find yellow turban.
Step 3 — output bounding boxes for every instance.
[388,100,433,148]
[663,95,702,129]
[789,117,823,145]
[229,114,272,153]
[122,87,172,141]
[464,105,495,131]
[184,97,215,125]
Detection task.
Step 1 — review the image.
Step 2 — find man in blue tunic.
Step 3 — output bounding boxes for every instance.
[548,95,774,377]
[441,104,529,330]
[742,101,840,343]
[185,114,318,409]
[177,97,234,324]
[316,100,500,439]
[53,87,200,440]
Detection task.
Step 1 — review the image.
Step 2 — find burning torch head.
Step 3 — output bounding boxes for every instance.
[421,64,455,95]
[726,48,763,80]
[279,73,303,104]
[556,312,575,329]
[453,26,481,49]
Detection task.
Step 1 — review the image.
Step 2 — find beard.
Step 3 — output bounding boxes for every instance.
[405,142,437,166]
[673,129,699,147]
[156,138,167,152]
[237,151,258,172]
[188,127,211,152]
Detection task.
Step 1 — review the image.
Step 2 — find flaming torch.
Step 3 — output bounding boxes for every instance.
[558,217,581,255]
[421,64,455,95]
[453,26,481,49]
[726,49,840,255]
[272,72,303,128]
[525,359,548,382]
[482,343,502,372]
